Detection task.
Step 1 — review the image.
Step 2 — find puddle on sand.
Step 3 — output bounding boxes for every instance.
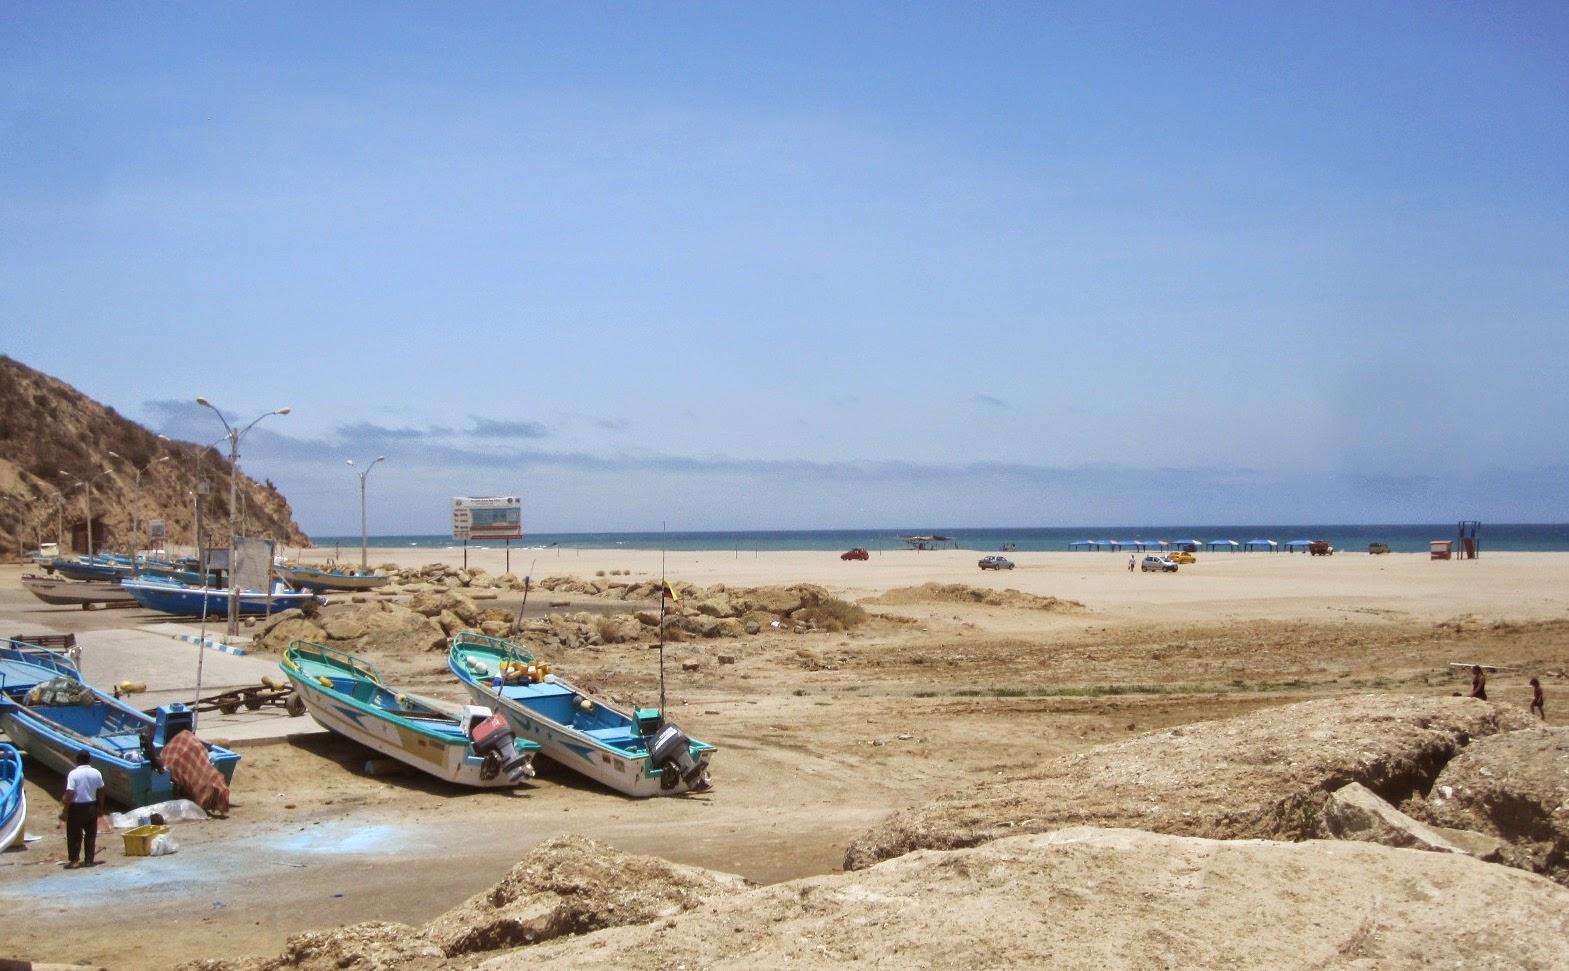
[276,822,401,854]
[0,820,409,906]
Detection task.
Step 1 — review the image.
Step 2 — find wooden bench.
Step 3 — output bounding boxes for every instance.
[10,633,76,653]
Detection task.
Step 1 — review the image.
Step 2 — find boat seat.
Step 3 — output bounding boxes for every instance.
[581,727,638,743]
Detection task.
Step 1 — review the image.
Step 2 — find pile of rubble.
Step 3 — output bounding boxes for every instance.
[255,579,869,655]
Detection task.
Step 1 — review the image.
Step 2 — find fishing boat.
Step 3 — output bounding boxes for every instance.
[447,631,715,798]
[21,574,138,609]
[0,640,240,807]
[121,576,319,617]
[278,565,391,592]
[281,641,536,787]
[0,743,24,851]
[47,555,131,582]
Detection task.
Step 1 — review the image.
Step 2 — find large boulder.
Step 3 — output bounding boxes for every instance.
[845,695,1534,870]
[408,589,479,626]
[253,612,327,654]
[1422,726,1569,885]
[1317,782,1465,854]
[316,602,447,655]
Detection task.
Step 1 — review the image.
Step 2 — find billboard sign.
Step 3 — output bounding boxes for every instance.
[147,519,167,542]
[452,496,523,541]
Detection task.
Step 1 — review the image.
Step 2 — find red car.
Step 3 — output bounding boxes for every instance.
[840,548,869,560]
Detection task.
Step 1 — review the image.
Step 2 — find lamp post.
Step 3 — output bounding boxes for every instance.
[57,468,113,556]
[108,443,170,572]
[346,456,385,570]
[196,398,290,638]
[4,492,33,559]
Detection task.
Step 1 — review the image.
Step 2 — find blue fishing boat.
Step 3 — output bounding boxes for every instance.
[48,555,131,582]
[0,742,24,851]
[121,576,319,617]
[448,631,714,797]
[0,640,240,808]
[282,641,536,787]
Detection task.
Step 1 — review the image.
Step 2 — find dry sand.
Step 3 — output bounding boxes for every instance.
[2,548,1568,968]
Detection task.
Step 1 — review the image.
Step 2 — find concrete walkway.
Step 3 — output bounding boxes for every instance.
[2,615,326,746]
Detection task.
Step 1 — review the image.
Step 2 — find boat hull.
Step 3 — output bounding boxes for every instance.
[282,643,534,788]
[22,575,136,608]
[280,568,390,592]
[448,634,715,798]
[0,743,25,851]
[48,558,129,582]
[122,579,317,617]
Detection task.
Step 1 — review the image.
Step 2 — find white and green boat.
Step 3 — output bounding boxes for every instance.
[447,631,714,798]
[282,641,537,788]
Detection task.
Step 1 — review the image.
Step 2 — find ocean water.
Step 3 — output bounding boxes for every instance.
[310,523,1569,555]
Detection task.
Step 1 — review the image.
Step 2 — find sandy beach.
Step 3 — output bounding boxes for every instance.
[2,548,1567,968]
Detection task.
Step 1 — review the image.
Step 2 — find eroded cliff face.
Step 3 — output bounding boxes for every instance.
[0,354,309,556]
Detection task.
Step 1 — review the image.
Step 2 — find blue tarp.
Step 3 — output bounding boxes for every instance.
[1208,539,1240,551]
[1245,539,1277,551]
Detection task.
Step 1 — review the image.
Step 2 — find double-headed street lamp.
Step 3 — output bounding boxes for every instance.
[57,468,114,556]
[196,398,291,638]
[346,456,385,570]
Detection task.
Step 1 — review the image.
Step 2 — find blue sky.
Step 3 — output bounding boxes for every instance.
[4,3,1566,534]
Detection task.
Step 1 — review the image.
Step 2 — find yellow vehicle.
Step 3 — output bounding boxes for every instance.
[1168,550,1196,564]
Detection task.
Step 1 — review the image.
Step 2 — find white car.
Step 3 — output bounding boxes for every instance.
[1141,555,1178,573]
[978,555,1015,571]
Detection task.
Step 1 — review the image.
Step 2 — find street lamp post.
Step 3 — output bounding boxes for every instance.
[196,398,290,638]
[108,443,170,573]
[4,492,33,559]
[346,456,385,570]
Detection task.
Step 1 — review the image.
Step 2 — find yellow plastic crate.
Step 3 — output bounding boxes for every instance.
[122,824,170,856]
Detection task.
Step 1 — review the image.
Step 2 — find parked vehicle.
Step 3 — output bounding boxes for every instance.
[1310,540,1334,556]
[978,555,1015,571]
[1168,550,1196,564]
[1368,543,1390,555]
[1141,556,1178,573]
[840,548,869,561]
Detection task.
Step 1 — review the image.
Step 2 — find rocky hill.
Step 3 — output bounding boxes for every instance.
[0,355,309,558]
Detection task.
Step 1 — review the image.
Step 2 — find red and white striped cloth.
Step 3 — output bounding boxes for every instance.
[160,729,230,816]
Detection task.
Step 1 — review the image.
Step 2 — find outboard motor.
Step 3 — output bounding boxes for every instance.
[644,712,710,792]
[466,705,533,784]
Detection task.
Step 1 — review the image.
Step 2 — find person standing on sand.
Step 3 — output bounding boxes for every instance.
[1530,677,1545,720]
[1128,555,1135,572]
[60,750,106,869]
[1469,665,1487,701]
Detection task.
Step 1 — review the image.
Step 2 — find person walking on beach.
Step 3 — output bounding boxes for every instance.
[1469,665,1488,701]
[1128,555,1135,572]
[1530,677,1545,720]
[60,750,106,868]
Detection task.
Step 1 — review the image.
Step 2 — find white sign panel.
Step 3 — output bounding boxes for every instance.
[452,496,522,541]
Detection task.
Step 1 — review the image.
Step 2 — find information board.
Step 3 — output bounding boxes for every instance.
[452,496,523,541]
